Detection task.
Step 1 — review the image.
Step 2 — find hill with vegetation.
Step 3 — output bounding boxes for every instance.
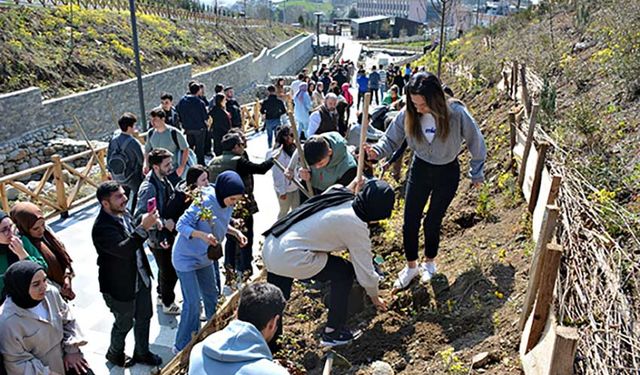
[0,4,299,99]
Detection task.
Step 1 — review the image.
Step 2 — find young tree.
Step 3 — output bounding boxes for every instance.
[430,0,458,77]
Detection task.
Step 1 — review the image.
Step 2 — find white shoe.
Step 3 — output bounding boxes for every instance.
[393,266,420,289]
[420,262,438,283]
[162,302,181,315]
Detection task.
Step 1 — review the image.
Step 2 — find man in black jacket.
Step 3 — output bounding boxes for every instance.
[160,93,181,129]
[92,181,163,368]
[260,85,287,148]
[176,82,208,165]
[224,86,242,128]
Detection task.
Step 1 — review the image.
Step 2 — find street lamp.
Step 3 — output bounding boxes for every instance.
[314,12,323,71]
[128,0,146,130]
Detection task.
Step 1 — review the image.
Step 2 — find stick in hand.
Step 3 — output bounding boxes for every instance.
[356,92,372,193]
[285,94,314,197]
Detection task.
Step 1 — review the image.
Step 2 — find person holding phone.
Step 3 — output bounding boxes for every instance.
[92,181,164,368]
[0,210,48,296]
[136,148,181,316]
[171,171,248,352]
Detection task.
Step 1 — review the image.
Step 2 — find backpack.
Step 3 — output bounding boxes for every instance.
[370,105,391,131]
[107,135,135,183]
[148,128,197,179]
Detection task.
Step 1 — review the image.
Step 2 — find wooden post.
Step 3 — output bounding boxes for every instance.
[511,61,518,99]
[547,174,562,205]
[517,104,539,188]
[520,63,531,116]
[356,92,372,191]
[528,142,549,213]
[241,106,249,133]
[0,183,8,212]
[51,155,69,218]
[549,326,579,374]
[526,242,563,352]
[286,94,314,198]
[519,204,560,330]
[253,100,261,131]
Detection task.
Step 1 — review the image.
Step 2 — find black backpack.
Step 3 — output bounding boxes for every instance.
[107,136,135,183]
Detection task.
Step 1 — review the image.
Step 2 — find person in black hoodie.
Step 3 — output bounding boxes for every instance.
[208,93,232,156]
[260,85,287,148]
[176,82,208,165]
[160,93,181,130]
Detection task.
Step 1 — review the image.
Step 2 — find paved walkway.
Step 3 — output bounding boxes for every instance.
[50,130,279,374]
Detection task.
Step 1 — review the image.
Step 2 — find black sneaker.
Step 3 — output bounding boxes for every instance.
[105,351,135,368]
[320,327,361,347]
[132,351,163,366]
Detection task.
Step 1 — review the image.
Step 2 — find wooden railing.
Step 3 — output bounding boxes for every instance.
[0,101,263,219]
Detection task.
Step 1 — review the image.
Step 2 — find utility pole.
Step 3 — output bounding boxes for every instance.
[314,12,323,71]
[476,0,481,26]
[128,0,146,130]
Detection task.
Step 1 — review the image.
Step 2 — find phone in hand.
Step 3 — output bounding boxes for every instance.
[147,197,157,213]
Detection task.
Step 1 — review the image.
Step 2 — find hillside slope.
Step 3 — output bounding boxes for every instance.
[0,5,298,99]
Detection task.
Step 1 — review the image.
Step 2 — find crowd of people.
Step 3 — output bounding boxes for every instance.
[0,59,486,374]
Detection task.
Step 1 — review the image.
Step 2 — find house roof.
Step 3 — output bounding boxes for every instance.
[350,15,391,24]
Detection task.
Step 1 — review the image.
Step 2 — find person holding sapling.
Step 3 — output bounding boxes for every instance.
[171,171,247,352]
[364,72,487,290]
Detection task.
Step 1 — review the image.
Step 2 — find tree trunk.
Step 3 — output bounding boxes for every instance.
[437,0,447,77]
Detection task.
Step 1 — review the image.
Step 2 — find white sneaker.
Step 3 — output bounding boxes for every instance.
[393,266,420,289]
[162,302,181,315]
[419,262,438,283]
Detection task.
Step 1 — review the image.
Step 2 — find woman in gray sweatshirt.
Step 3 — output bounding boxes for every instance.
[365,72,487,289]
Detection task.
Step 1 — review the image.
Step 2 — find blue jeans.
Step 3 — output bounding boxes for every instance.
[380,84,387,100]
[266,118,281,148]
[174,265,218,350]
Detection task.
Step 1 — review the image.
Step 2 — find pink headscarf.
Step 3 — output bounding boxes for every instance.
[341,83,353,106]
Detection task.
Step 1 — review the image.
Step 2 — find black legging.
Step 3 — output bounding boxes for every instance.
[267,255,355,351]
[403,157,460,260]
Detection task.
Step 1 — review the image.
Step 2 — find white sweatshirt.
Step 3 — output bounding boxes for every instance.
[262,201,379,297]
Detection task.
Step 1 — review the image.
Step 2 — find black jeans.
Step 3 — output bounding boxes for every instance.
[204,127,213,156]
[150,246,178,307]
[102,278,152,357]
[186,129,207,165]
[369,88,379,105]
[357,91,366,110]
[267,255,355,350]
[123,185,139,217]
[403,157,460,261]
[224,214,254,272]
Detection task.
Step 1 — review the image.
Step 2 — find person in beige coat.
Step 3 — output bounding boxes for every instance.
[0,261,91,375]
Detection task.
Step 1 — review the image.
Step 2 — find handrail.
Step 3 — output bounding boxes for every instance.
[0,100,264,219]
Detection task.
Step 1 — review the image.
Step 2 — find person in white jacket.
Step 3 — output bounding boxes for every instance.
[261,178,395,348]
[269,125,300,219]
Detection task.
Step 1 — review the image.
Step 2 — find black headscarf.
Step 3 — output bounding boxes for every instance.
[263,179,395,238]
[3,260,46,309]
[214,171,245,208]
[352,179,395,222]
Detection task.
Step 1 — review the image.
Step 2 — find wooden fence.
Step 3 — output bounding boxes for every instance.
[6,0,271,26]
[501,62,579,374]
[0,101,262,219]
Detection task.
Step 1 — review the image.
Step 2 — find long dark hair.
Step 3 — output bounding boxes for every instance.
[404,72,450,142]
[186,165,208,189]
[214,93,226,108]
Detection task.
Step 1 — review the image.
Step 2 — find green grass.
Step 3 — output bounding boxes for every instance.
[276,0,333,14]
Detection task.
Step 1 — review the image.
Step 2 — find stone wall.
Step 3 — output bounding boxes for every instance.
[0,33,313,178]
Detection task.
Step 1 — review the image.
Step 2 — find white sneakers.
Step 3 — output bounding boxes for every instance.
[393,262,438,289]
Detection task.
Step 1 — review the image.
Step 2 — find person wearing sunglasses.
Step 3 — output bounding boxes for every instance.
[0,210,48,297]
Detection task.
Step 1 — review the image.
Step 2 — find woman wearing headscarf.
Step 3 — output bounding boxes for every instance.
[0,211,47,295]
[9,203,75,301]
[262,178,395,348]
[294,82,312,138]
[0,261,91,375]
[171,171,248,352]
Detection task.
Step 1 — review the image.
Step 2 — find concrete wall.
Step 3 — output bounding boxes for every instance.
[0,33,313,152]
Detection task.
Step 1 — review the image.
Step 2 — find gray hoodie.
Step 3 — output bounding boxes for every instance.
[188,320,289,375]
[373,102,487,183]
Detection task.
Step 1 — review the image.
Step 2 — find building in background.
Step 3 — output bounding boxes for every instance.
[350,15,423,39]
[356,0,439,24]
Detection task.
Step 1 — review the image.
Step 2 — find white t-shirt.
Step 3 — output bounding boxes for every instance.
[29,301,49,321]
[421,113,437,143]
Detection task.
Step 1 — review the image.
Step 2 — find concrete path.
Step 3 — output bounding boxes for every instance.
[48,38,366,375]
[49,130,279,375]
